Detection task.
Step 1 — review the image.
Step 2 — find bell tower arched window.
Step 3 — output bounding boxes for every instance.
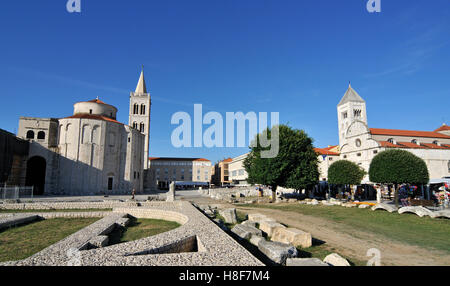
[140,104,146,115]
[133,104,139,115]
[26,130,34,139]
[37,131,46,140]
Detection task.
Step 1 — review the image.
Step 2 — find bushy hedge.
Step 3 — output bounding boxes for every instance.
[328,160,366,185]
[369,149,429,184]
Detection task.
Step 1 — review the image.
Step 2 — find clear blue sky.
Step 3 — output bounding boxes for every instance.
[1,0,449,164]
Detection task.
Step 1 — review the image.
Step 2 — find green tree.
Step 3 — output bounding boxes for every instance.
[244,125,319,202]
[328,160,366,186]
[369,149,430,207]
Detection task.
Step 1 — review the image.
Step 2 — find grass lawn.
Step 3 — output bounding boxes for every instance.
[0,217,99,263]
[296,243,367,266]
[239,203,450,253]
[110,218,181,244]
[0,209,112,213]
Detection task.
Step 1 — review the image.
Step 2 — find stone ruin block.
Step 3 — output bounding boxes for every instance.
[258,240,298,265]
[271,227,312,248]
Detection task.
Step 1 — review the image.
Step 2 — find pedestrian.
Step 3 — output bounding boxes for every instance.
[131,189,136,200]
[399,185,409,207]
[376,184,382,204]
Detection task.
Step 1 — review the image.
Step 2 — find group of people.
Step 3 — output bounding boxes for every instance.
[398,185,418,207]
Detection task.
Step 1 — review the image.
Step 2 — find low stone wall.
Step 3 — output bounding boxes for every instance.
[0,214,41,230]
[113,205,189,225]
[0,201,136,210]
[203,188,273,201]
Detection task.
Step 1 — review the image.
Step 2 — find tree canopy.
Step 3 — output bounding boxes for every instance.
[369,149,429,185]
[327,160,366,185]
[243,125,319,198]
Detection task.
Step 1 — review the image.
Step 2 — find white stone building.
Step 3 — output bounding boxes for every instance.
[16,70,151,195]
[314,146,340,181]
[229,153,249,185]
[317,84,450,181]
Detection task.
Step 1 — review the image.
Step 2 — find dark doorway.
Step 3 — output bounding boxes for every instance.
[25,156,46,195]
[108,177,113,191]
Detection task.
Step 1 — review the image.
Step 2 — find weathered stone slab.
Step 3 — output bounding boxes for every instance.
[241,220,257,228]
[0,214,40,230]
[271,227,312,248]
[321,201,334,206]
[286,258,329,266]
[358,204,370,209]
[231,224,262,240]
[398,206,434,218]
[323,253,350,266]
[258,240,298,265]
[343,203,357,208]
[249,235,264,247]
[87,235,109,248]
[219,208,237,224]
[307,200,319,206]
[248,213,274,223]
[372,203,398,213]
[259,220,286,237]
[430,209,450,219]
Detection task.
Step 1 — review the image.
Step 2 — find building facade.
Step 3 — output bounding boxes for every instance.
[314,146,340,181]
[15,70,151,195]
[317,84,450,181]
[146,157,211,190]
[229,153,249,185]
[211,158,232,187]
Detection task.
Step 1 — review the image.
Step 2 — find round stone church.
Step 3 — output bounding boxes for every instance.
[16,70,151,196]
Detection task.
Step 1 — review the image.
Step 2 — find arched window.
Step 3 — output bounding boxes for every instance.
[132,122,138,129]
[433,140,439,145]
[133,104,139,114]
[140,104,146,115]
[388,138,394,144]
[411,139,418,144]
[37,131,46,140]
[26,130,35,139]
[140,123,145,133]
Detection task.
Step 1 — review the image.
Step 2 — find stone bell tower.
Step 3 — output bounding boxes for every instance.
[129,67,151,169]
[337,83,368,147]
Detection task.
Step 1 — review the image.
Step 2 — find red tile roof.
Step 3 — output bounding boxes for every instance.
[314,147,340,156]
[149,157,211,162]
[435,124,450,133]
[377,141,450,150]
[370,128,450,139]
[63,114,123,125]
[87,99,107,105]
